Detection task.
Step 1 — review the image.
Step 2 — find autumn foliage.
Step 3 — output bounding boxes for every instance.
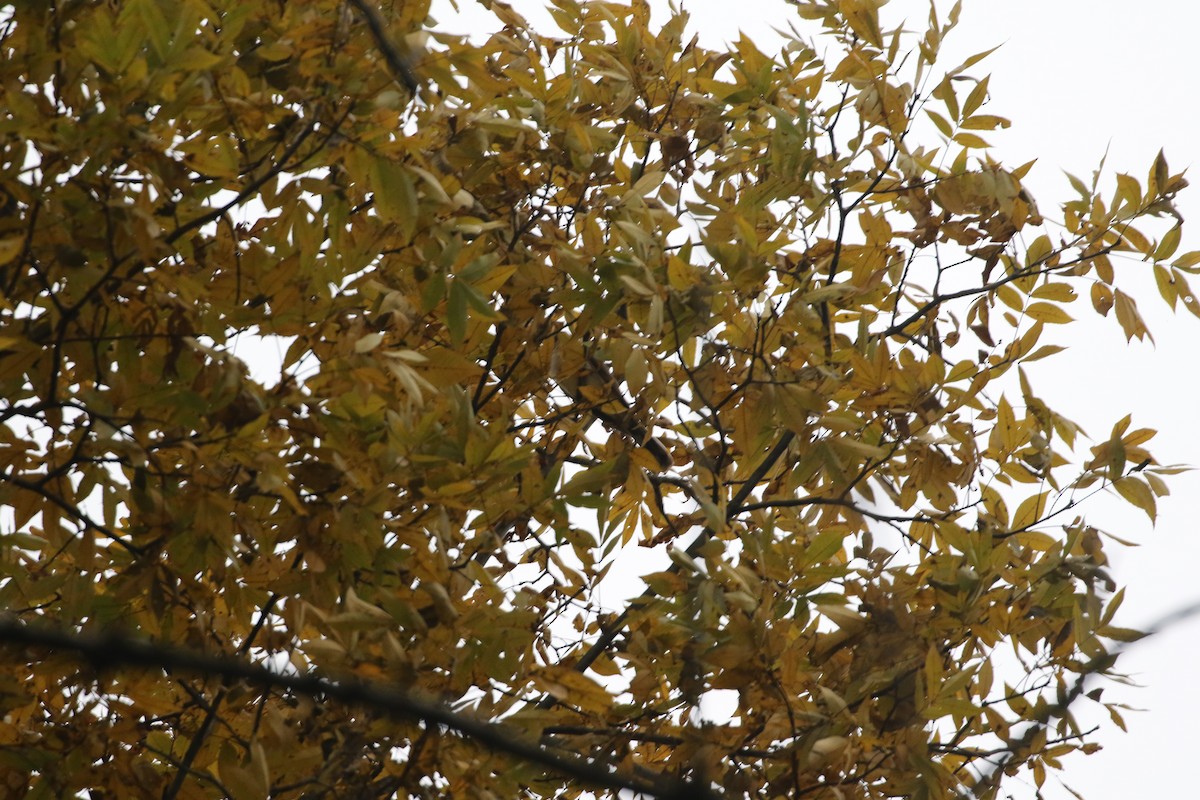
[0,1,1196,798]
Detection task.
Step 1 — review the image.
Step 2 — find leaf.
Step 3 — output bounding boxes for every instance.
[0,237,24,266]
[1025,344,1066,362]
[128,0,171,59]
[1113,289,1152,341]
[1090,282,1114,316]
[1172,250,1200,269]
[1115,173,1142,208]
[1024,302,1072,324]
[371,159,419,240]
[447,280,469,343]
[926,109,954,138]
[1012,490,1050,530]
[1113,476,1156,521]
[417,347,484,387]
[1153,264,1177,308]
[960,114,1010,131]
[1032,282,1075,303]
[617,273,656,297]
[950,45,1002,76]
[1154,225,1182,261]
[838,0,883,47]
[804,529,846,566]
[218,743,269,800]
[996,284,1024,311]
[354,332,384,353]
[953,132,990,149]
[1025,235,1052,267]
[561,458,624,497]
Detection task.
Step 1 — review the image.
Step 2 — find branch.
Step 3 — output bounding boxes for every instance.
[0,471,141,554]
[877,243,1117,341]
[0,616,695,800]
[346,0,420,94]
[542,725,788,760]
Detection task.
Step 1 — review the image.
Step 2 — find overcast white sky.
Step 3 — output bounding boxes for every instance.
[424,2,1200,797]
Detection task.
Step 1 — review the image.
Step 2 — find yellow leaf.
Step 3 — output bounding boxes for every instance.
[418,346,483,387]
[1099,625,1147,643]
[1113,289,1151,341]
[1015,530,1057,550]
[1121,427,1156,447]
[409,166,452,205]
[838,0,883,46]
[472,265,517,296]
[1024,302,1072,324]
[924,645,943,700]
[927,109,954,138]
[531,667,612,714]
[1113,477,1156,521]
[1155,225,1182,261]
[1172,250,1200,269]
[960,114,1010,131]
[1025,234,1052,267]
[218,746,269,800]
[953,132,989,149]
[1024,345,1065,362]
[1119,224,1151,255]
[1114,173,1142,208]
[0,236,23,266]
[371,159,418,238]
[1031,282,1075,302]
[182,139,240,178]
[950,45,1002,76]
[624,348,648,393]
[996,284,1023,311]
[1091,282,1114,316]
[807,736,849,767]
[816,603,865,632]
[618,274,655,297]
[1153,264,1177,307]
[834,436,890,459]
[630,170,666,197]
[1012,490,1050,530]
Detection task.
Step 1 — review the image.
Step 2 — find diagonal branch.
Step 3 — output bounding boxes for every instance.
[0,616,696,800]
[0,471,141,555]
[346,0,421,94]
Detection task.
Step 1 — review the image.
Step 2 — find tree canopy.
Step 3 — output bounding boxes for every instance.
[0,1,1196,798]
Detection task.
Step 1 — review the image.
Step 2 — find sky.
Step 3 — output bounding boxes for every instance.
[426,1,1200,797]
[876,3,1200,799]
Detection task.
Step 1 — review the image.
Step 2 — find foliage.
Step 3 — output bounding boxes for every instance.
[0,0,1195,798]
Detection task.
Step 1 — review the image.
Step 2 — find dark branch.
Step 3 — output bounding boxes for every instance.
[0,616,688,799]
[347,0,421,94]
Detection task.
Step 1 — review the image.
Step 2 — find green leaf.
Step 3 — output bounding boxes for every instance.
[371,159,419,241]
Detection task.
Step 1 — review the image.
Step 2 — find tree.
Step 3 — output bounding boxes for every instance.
[0,0,1195,798]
